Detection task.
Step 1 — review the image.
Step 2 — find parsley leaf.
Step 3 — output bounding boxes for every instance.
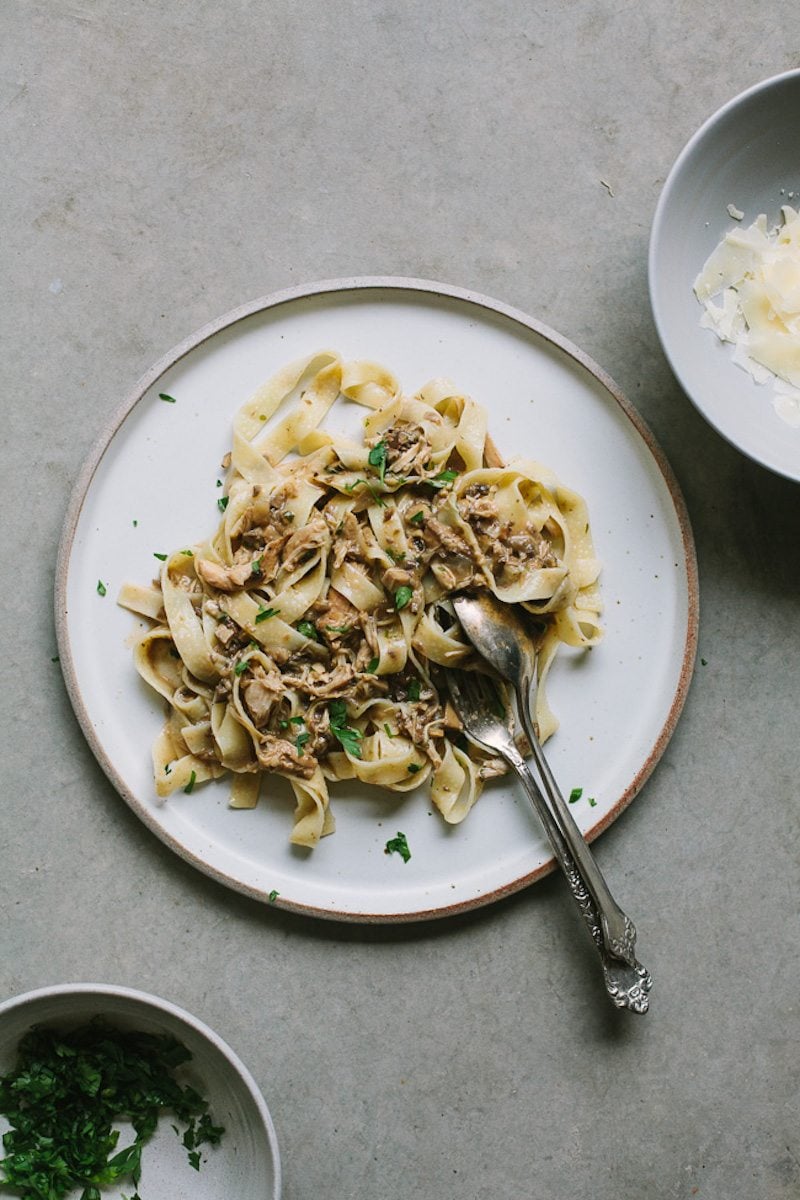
[96,580,107,597]
[427,468,458,489]
[153,552,168,561]
[326,624,352,634]
[568,787,583,804]
[407,678,421,701]
[367,440,388,482]
[217,495,229,512]
[184,770,197,794]
[295,730,310,754]
[158,392,176,403]
[407,763,421,774]
[394,585,413,611]
[268,889,279,902]
[384,831,411,862]
[255,606,280,623]
[234,658,251,676]
[409,510,425,525]
[344,478,386,507]
[296,620,318,641]
[328,699,363,758]
[366,656,380,673]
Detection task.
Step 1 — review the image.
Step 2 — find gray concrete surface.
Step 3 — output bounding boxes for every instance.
[2,3,799,1198]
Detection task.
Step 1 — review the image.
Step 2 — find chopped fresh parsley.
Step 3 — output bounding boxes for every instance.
[427,468,458,489]
[568,787,583,804]
[184,770,197,794]
[295,730,310,754]
[96,580,107,597]
[180,549,194,557]
[407,678,421,701]
[366,656,380,673]
[234,658,251,676]
[153,552,168,561]
[394,585,413,611]
[132,519,138,527]
[328,699,363,758]
[216,479,223,488]
[268,889,279,902]
[384,831,411,862]
[255,606,280,623]
[296,620,318,641]
[407,763,421,774]
[0,1021,224,1200]
[409,510,425,525]
[326,624,352,635]
[384,723,395,738]
[344,478,386,507]
[51,654,60,663]
[367,440,388,482]
[250,556,262,577]
[588,796,597,807]
[217,495,229,512]
[386,547,406,563]
[158,392,177,403]
[289,715,304,725]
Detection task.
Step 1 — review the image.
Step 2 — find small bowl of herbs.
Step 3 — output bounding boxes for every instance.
[0,984,280,1200]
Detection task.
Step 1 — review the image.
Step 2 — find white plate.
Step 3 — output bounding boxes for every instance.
[0,984,280,1199]
[56,278,697,922]
[649,69,800,481]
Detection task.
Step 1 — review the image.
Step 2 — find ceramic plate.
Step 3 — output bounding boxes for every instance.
[0,984,280,1199]
[56,278,697,922]
[649,69,800,481]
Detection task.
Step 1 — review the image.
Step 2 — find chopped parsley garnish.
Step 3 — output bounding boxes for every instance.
[255,606,280,623]
[367,440,388,482]
[180,549,194,557]
[407,763,421,774]
[407,678,421,701]
[164,763,172,775]
[328,699,363,758]
[183,770,197,793]
[216,479,223,487]
[268,889,279,902]
[296,620,318,641]
[409,510,425,525]
[234,658,251,676]
[384,831,411,862]
[217,495,229,512]
[344,478,386,507]
[386,548,406,563]
[96,580,107,597]
[384,723,395,738]
[427,468,458,489]
[295,730,310,754]
[568,787,583,804]
[394,585,413,611]
[250,556,262,576]
[278,719,289,730]
[0,1021,224,1200]
[153,552,168,561]
[326,624,352,634]
[132,519,138,527]
[158,392,177,403]
[588,796,597,807]
[366,656,380,673]
[289,715,304,725]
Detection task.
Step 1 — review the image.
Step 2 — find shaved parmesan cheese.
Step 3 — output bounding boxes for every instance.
[694,205,800,425]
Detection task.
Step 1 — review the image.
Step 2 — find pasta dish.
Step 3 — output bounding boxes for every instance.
[119,352,602,847]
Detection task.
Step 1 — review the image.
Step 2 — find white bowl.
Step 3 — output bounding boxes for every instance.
[0,984,280,1199]
[649,69,800,481]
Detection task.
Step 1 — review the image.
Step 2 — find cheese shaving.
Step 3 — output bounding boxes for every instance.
[694,205,800,425]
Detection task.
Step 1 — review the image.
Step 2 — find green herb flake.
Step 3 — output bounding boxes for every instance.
[328,699,363,758]
[407,763,421,774]
[701,658,708,666]
[386,547,406,563]
[158,392,177,403]
[409,510,425,525]
[407,678,421,701]
[278,719,289,730]
[216,479,223,487]
[568,787,583,804]
[96,580,107,597]
[296,619,318,641]
[181,548,194,557]
[132,519,138,527]
[255,606,280,623]
[51,654,60,663]
[153,552,168,561]
[326,624,352,635]
[428,468,459,489]
[384,723,395,738]
[251,556,262,577]
[184,770,197,794]
[394,585,413,611]
[588,796,597,807]
[343,478,386,507]
[289,715,305,725]
[384,831,411,862]
[295,730,310,754]
[217,495,229,512]
[366,656,380,673]
[234,658,251,676]
[164,763,172,775]
[0,1021,224,1198]
[268,889,279,902]
[368,440,388,483]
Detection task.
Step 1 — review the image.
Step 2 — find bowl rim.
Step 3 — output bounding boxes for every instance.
[0,982,281,1200]
[648,67,800,483]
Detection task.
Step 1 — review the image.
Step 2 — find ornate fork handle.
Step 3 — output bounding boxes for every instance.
[505,744,652,1014]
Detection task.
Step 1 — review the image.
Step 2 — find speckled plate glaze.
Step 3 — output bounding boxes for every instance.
[0,984,281,1199]
[55,278,698,922]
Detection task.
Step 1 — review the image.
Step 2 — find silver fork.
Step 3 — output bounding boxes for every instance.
[446,669,652,1013]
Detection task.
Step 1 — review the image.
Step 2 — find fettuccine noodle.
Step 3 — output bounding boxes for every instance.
[119,352,602,846]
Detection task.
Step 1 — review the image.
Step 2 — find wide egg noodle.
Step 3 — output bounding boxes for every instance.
[120,353,603,846]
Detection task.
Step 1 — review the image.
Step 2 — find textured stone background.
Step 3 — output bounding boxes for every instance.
[1,3,798,1197]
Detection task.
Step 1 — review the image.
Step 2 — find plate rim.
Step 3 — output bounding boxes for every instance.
[55,275,699,923]
[648,68,800,483]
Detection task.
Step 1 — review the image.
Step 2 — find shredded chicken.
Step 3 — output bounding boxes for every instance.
[255,733,317,779]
